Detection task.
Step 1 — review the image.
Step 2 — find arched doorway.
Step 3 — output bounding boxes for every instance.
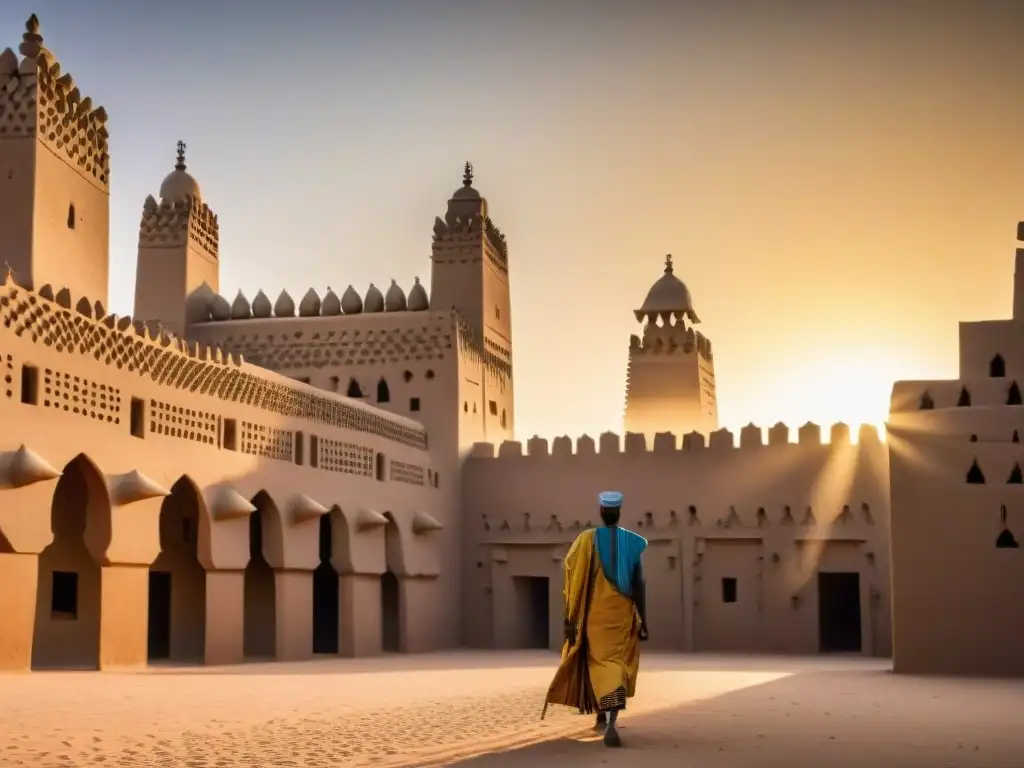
[312,514,339,654]
[381,512,401,653]
[148,477,206,663]
[243,491,277,659]
[32,455,109,669]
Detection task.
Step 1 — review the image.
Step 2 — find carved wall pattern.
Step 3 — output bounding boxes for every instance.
[138,195,220,258]
[318,438,374,477]
[0,282,428,449]
[2,352,12,398]
[0,51,110,190]
[208,325,452,370]
[43,367,121,423]
[150,399,217,446]
[390,460,425,486]
[240,421,294,463]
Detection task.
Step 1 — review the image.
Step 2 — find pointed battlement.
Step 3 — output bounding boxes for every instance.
[0,15,110,189]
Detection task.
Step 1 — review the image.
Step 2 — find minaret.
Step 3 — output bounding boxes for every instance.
[0,15,111,306]
[623,255,718,442]
[430,163,515,440]
[133,141,220,336]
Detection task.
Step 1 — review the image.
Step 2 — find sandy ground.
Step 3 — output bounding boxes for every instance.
[0,652,1022,767]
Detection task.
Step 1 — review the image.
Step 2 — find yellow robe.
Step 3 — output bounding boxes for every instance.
[542,528,641,717]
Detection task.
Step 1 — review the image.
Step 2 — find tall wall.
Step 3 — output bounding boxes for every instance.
[889,318,1024,675]
[0,18,110,307]
[0,274,449,670]
[462,422,891,657]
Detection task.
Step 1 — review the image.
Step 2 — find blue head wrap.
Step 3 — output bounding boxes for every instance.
[598,491,623,509]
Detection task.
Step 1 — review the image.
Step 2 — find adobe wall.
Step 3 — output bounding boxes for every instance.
[0,274,447,670]
[462,422,891,657]
[889,371,1024,675]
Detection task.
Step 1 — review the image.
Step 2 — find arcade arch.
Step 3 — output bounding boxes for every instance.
[31,454,110,669]
[381,511,401,653]
[148,476,206,663]
[243,491,280,659]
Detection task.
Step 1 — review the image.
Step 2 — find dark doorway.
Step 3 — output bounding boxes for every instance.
[243,497,277,659]
[147,571,172,660]
[818,572,862,653]
[381,569,400,652]
[512,576,550,649]
[312,515,339,654]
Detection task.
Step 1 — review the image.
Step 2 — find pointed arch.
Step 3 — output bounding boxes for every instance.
[918,391,935,410]
[1008,381,1022,406]
[966,459,986,484]
[990,354,1006,378]
[149,476,206,663]
[313,513,339,654]
[346,378,364,398]
[32,454,111,669]
[956,386,971,407]
[244,490,282,659]
[376,378,391,404]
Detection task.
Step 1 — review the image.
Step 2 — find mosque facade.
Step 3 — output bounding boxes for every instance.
[0,14,1013,677]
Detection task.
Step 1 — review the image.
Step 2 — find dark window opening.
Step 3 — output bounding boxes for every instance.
[20,365,38,405]
[488,400,498,416]
[377,378,391,403]
[957,387,971,407]
[1010,464,1023,484]
[130,397,145,438]
[1008,381,1022,406]
[970,434,978,442]
[918,391,934,410]
[501,408,507,427]
[297,377,311,385]
[425,369,435,380]
[223,418,238,451]
[1015,430,1021,444]
[410,397,420,412]
[181,517,193,545]
[67,203,75,230]
[463,401,468,413]
[990,354,1006,378]
[756,507,767,526]
[687,505,699,524]
[295,431,305,465]
[329,376,340,392]
[51,571,78,618]
[997,505,1018,548]
[375,452,386,482]
[966,459,986,484]
[346,378,363,398]
[403,370,413,382]
[310,435,319,468]
[721,577,738,604]
[433,472,440,488]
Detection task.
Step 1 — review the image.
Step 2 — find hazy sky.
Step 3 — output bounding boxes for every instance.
[4,1,1023,441]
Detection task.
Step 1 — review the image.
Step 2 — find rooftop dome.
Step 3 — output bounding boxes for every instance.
[634,254,700,324]
[159,140,201,202]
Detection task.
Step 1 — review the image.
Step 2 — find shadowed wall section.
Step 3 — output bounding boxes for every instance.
[32,455,108,669]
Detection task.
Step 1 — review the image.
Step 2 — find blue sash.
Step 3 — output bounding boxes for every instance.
[594,526,648,597]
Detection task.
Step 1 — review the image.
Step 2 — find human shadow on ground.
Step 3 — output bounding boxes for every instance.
[446,666,1024,768]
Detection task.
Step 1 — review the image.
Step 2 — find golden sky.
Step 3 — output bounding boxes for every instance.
[10,1,1023,442]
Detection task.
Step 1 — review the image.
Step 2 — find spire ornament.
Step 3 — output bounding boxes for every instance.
[175,141,187,171]
[664,254,673,274]
[463,161,473,187]
[19,14,45,58]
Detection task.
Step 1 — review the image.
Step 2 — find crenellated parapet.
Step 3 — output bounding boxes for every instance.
[0,272,428,449]
[432,211,508,275]
[139,193,219,258]
[470,421,882,458]
[629,324,713,362]
[198,280,430,323]
[0,15,110,190]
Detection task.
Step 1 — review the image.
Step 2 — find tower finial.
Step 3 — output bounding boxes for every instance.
[175,141,187,171]
[664,254,673,274]
[463,161,473,187]
[19,14,44,58]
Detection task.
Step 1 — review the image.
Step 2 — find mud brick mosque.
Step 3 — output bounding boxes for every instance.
[0,15,1019,677]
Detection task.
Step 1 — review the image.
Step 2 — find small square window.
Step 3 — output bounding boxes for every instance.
[721,577,737,604]
[410,397,421,412]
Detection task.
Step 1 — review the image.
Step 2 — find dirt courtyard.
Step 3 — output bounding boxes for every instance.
[1,652,1022,767]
